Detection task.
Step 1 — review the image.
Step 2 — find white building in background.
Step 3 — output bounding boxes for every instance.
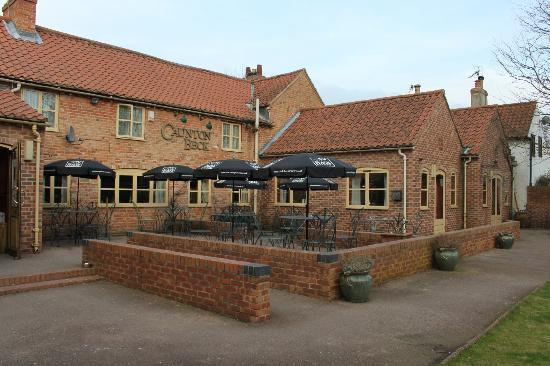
[469,78,549,212]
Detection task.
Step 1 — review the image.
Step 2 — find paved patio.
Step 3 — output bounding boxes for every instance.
[0,230,548,365]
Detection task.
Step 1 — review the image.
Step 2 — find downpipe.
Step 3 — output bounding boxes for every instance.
[463,157,472,229]
[31,125,41,253]
[398,149,407,233]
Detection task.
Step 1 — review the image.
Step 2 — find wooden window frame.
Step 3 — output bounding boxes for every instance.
[97,169,167,207]
[43,175,70,207]
[116,104,145,140]
[221,122,241,152]
[274,178,306,207]
[346,168,389,210]
[21,88,59,132]
[188,179,211,207]
[231,188,250,206]
[420,169,429,209]
[450,172,457,207]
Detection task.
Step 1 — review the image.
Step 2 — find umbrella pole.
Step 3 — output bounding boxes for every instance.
[305,176,309,241]
[231,181,235,242]
[75,177,80,245]
[172,180,175,235]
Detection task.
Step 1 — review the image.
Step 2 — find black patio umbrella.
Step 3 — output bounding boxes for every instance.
[278,177,338,191]
[142,165,195,235]
[44,159,115,243]
[194,159,269,180]
[264,153,356,239]
[214,180,267,190]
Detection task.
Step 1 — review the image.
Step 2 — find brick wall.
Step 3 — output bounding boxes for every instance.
[127,232,341,300]
[83,239,271,322]
[526,187,550,228]
[0,121,44,253]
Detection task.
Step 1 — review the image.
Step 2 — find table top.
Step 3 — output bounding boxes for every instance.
[279,215,315,221]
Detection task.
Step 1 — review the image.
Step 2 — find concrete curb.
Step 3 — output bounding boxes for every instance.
[439,283,545,364]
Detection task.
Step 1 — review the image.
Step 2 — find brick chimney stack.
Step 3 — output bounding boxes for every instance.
[470,76,488,107]
[245,64,265,81]
[2,0,38,33]
[414,84,421,94]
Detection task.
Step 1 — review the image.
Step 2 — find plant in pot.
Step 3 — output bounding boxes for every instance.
[496,232,515,249]
[432,235,460,271]
[339,256,374,303]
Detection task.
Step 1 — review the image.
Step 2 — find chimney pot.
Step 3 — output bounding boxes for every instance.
[2,0,38,33]
[414,84,421,94]
[244,64,265,81]
[256,64,263,77]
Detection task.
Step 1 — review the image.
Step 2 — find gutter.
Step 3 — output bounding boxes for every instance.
[0,117,45,126]
[0,77,253,124]
[262,145,416,158]
[31,125,41,253]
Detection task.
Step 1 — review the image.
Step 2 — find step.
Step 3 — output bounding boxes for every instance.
[0,275,102,296]
[0,267,96,287]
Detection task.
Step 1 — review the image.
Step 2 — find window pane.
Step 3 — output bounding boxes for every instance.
[101,176,115,189]
[153,190,166,203]
[23,90,39,110]
[189,192,198,204]
[278,189,290,203]
[53,188,67,204]
[154,181,166,190]
[349,175,365,189]
[223,124,230,135]
[43,111,56,128]
[119,176,133,189]
[349,189,365,206]
[369,190,386,207]
[232,136,239,150]
[232,125,240,137]
[421,173,428,189]
[421,191,428,207]
[54,175,67,187]
[223,136,230,149]
[119,105,131,120]
[200,180,209,193]
[190,180,198,191]
[293,190,306,204]
[132,122,142,138]
[44,187,51,203]
[42,93,56,111]
[137,190,149,204]
[201,192,209,204]
[241,189,249,203]
[133,107,143,122]
[137,176,149,190]
[44,177,51,187]
[100,190,115,204]
[119,190,132,204]
[369,173,386,189]
[118,120,130,136]
[232,190,240,203]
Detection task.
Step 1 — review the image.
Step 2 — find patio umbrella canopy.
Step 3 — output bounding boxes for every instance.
[194,159,269,180]
[214,180,267,190]
[44,159,115,178]
[278,177,338,191]
[142,165,194,181]
[264,153,356,178]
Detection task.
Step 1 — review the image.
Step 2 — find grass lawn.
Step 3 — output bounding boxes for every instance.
[449,282,550,366]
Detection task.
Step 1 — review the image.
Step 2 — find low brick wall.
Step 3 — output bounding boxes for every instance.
[127,233,340,299]
[83,240,271,322]
[525,187,550,228]
[128,221,520,301]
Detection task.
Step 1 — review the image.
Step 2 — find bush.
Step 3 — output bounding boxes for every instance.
[431,234,458,251]
[535,173,550,186]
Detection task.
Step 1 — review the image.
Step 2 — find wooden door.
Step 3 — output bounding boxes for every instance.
[491,176,502,225]
[434,173,445,234]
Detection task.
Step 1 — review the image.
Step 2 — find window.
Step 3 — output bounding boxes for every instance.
[117,104,144,139]
[44,176,70,206]
[222,122,241,151]
[347,169,389,209]
[450,173,457,207]
[482,176,488,207]
[232,188,250,206]
[420,170,429,208]
[98,170,167,206]
[189,180,210,206]
[275,178,306,206]
[22,88,59,130]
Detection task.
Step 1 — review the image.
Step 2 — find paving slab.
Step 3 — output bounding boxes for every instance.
[0,229,548,365]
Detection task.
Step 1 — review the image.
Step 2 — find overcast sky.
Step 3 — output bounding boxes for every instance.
[36,0,529,108]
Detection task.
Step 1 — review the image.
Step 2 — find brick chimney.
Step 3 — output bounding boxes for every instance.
[245,64,265,81]
[413,84,421,94]
[470,76,488,107]
[2,0,37,33]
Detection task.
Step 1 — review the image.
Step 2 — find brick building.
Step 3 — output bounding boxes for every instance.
[0,0,322,253]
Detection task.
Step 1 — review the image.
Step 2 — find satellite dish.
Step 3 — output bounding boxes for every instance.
[541,116,550,125]
[66,126,76,143]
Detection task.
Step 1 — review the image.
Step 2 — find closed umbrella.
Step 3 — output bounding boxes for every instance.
[265,153,355,239]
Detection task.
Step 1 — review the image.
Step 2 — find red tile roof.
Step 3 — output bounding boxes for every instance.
[263,90,445,155]
[496,101,536,138]
[254,70,303,106]
[0,89,46,123]
[0,21,264,120]
[451,105,499,155]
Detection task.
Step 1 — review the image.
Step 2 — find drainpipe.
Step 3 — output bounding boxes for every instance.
[253,98,260,214]
[11,82,21,93]
[397,149,407,233]
[31,125,41,253]
[463,157,472,229]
